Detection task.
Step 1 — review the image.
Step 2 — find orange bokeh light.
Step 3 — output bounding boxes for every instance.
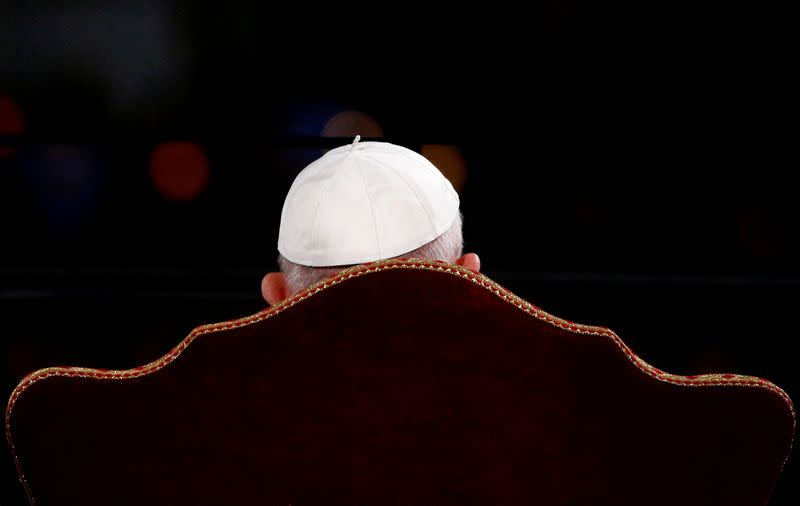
[321,110,384,138]
[0,94,25,157]
[149,142,210,202]
[421,144,467,192]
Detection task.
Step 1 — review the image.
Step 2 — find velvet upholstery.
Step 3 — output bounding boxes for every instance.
[6,259,795,505]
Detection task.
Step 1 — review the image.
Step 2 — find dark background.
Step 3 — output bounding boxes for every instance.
[1,1,797,504]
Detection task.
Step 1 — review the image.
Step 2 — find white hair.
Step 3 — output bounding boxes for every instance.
[278,213,464,295]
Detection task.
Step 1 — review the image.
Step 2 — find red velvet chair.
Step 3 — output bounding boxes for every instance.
[6,259,795,505]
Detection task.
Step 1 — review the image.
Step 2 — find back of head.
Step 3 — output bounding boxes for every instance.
[279,212,463,295]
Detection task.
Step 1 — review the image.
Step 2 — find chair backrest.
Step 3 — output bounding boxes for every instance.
[6,259,795,505]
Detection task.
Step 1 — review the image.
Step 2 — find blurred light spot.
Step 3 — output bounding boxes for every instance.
[421,144,467,192]
[322,110,384,138]
[4,5,188,115]
[21,145,105,234]
[283,103,346,136]
[0,94,25,157]
[149,142,210,202]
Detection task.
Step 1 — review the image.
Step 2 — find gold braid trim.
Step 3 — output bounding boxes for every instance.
[5,258,796,504]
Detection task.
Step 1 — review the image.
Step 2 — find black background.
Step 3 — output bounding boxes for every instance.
[1,1,797,504]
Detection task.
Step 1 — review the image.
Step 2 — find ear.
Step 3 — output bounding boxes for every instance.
[455,252,480,273]
[261,272,290,305]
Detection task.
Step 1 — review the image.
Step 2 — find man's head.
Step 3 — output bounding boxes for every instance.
[261,137,480,304]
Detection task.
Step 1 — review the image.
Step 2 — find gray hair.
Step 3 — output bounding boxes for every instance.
[278,212,464,295]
